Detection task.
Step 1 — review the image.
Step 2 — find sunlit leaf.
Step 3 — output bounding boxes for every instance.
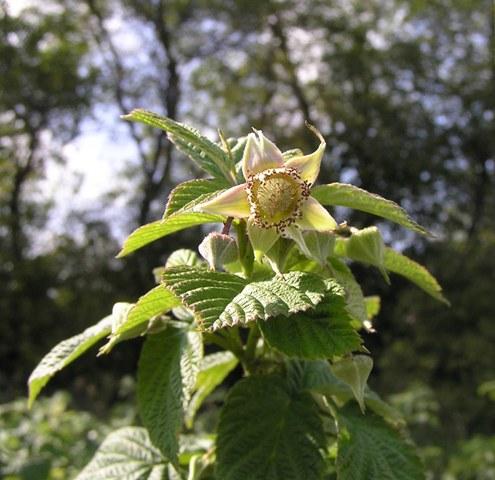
[75,427,166,480]
[28,316,112,408]
[312,182,430,236]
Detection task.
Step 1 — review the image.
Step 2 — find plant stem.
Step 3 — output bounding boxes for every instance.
[245,324,260,363]
[222,217,233,235]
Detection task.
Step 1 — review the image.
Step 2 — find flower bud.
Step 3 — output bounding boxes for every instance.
[199,232,238,271]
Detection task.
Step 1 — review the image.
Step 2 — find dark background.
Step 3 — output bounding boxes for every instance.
[1,0,494,476]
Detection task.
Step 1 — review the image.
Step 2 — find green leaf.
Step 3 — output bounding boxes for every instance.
[117,211,223,258]
[328,257,368,326]
[137,327,202,463]
[311,183,430,236]
[185,351,238,428]
[28,316,112,408]
[216,375,326,480]
[98,303,136,355]
[331,356,373,413]
[336,404,425,480]
[123,109,234,182]
[162,267,327,331]
[165,179,230,217]
[75,427,166,480]
[344,227,389,282]
[112,286,180,339]
[383,247,448,304]
[259,281,362,359]
[364,296,381,320]
[289,360,404,426]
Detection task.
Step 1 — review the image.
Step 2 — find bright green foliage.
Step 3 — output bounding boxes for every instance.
[336,405,424,480]
[122,110,234,183]
[383,248,448,304]
[331,356,373,412]
[364,296,381,320]
[110,286,179,339]
[327,257,368,326]
[28,315,113,408]
[185,351,238,428]
[27,112,448,480]
[342,227,389,282]
[137,328,202,463]
[117,212,223,258]
[259,281,362,359]
[311,183,430,236]
[75,427,167,480]
[216,375,326,480]
[290,360,404,426]
[165,179,230,217]
[163,267,327,330]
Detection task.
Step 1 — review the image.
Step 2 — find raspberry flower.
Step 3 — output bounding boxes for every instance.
[198,127,337,255]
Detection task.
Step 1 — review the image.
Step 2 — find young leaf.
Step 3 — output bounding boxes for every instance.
[162,267,327,330]
[327,257,368,326]
[123,109,234,182]
[330,355,373,412]
[75,427,166,480]
[336,404,425,480]
[110,285,180,341]
[165,179,230,217]
[344,227,389,282]
[216,375,326,480]
[117,211,223,258]
[365,295,381,320]
[383,247,449,304]
[28,315,113,408]
[289,360,404,426]
[311,182,430,236]
[259,281,362,359]
[137,327,202,463]
[185,351,238,428]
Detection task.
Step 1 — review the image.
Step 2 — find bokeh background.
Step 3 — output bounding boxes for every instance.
[1,0,494,478]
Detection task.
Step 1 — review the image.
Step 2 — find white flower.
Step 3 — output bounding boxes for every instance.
[198,128,336,255]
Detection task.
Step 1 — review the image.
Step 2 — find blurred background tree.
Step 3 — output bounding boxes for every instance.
[0,0,493,477]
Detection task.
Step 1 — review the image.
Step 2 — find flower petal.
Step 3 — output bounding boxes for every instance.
[284,125,325,185]
[242,131,283,180]
[295,196,337,231]
[197,184,250,218]
[247,218,279,258]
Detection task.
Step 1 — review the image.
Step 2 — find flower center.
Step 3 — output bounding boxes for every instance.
[246,167,310,230]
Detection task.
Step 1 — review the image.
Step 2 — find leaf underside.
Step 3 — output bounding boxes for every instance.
[383,247,448,304]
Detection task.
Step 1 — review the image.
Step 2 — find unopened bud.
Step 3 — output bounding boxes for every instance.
[199,232,238,271]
